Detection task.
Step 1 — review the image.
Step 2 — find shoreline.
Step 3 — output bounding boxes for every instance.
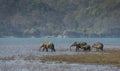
[40,49,120,67]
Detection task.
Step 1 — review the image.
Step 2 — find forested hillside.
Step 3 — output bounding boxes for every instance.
[0,0,120,37]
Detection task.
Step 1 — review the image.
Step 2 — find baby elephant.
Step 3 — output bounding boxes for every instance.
[81,45,91,51]
[92,42,104,51]
[39,42,56,52]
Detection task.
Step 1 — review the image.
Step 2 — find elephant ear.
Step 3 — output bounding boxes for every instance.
[79,42,86,46]
[47,41,52,46]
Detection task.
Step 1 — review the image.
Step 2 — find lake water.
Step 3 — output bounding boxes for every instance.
[0,38,120,56]
[0,38,120,71]
[0,38,120,49]
[0,38,120,45]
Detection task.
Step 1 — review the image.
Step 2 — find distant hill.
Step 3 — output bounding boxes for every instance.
[0,0,120,37]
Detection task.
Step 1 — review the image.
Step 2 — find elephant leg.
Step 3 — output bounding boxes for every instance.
[81,46,86,51]
[49,46,52,52]
[46,48,48,52]
[96,48,99,51]
[101,48,103,51]
[84,48,86,51]
[76,46,79,52]
[52,48,56,52]
[50,48,53,52]
[53,47,55,52]
[51,44,55,52]
[88,47,91,51]
[76,48,78,52]
[43,47,45,51]
[89,47,91,51]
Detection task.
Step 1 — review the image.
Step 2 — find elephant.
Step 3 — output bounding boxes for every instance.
[39,42,56,52]
[81,45,91,51]
[92,42,104,51]
[70,41,87,52]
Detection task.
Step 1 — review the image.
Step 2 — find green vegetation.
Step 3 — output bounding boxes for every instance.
[40,49,120,67]
[0,0,120,37]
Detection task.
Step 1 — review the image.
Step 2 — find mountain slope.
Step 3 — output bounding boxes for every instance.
[0,0,120,37]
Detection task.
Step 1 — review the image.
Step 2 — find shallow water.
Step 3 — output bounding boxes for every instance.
[0,60,119,71]
[0,41,119,56]
[0,38,120,71]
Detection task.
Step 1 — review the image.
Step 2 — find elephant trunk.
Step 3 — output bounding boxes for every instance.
[39,45,43,51]
[39,47,41,51]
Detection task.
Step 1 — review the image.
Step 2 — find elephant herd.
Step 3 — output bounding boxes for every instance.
[39,41,104,52]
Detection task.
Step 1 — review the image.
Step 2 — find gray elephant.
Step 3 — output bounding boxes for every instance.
[39,42,56,52]
[81,45,91,51]
[92,42,104,51]
[70,41,87,52]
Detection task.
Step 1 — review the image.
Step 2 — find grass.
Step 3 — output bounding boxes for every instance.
[40,49,120,67]
[0,56,16,60]
[24,54,41,60]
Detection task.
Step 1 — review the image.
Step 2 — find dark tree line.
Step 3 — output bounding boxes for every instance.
[0,0,120,37]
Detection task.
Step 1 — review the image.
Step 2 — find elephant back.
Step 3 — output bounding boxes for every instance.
[82,45,90,48]
[71,41,80,46]
[79,42,87,46]
[92,42,103,48]
[43,42,53,47]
